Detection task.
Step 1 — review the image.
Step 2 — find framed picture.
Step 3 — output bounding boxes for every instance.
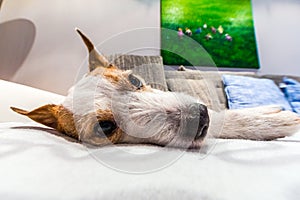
[161,0,260,69]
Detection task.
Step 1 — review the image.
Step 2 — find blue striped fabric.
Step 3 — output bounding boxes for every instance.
[223,75,292,111]
[282,77,300,114]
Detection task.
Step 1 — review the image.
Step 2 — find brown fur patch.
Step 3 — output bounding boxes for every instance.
[96,109,122,143]
[76,109,123,146]
[11,105,78,140]
[56,106,78,139]
[103,71,121,83]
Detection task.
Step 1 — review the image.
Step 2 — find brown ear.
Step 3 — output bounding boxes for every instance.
[11,105,78,140]
[76,28,111,71]
[11,104,60,129]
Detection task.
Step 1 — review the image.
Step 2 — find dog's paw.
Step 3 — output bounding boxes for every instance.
[240,105,283,115]
[267,109,300,128]
[250,110,300,140]
[219,108,300,140]
[259,105,283,114]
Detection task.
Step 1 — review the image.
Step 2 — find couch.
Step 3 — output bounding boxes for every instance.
[1,54,300,200]
[108,54,300,112]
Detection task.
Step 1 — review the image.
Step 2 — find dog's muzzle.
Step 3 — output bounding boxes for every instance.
[197,104,209,139]
[183,103,210,141]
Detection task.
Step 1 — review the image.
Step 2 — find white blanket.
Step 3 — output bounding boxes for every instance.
[1,122,300,200]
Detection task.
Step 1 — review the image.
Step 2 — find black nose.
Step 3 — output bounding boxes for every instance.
[196,104,209,140]
[183,103,210,140]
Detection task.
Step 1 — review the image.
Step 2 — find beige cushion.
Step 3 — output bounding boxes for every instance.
[167,79,224,111]
[165,70,257,110]
[107,54,168,91]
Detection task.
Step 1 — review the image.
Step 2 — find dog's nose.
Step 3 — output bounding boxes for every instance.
[196,103,209,139]
[183,103,210,140]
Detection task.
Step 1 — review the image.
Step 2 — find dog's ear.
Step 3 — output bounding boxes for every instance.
[11,105,61,129]
[10,105,78,139]
[76,28,111,71]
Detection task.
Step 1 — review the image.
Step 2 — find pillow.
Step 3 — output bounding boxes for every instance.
[282,77,300,114]
[283,77,300,87]
[166,79,224,111]
[165,70,227,110]
[262,74,300,86]
[164,70,257,110]
[0,80,64,123]
[107,54,168,91]
[222,75,292,110]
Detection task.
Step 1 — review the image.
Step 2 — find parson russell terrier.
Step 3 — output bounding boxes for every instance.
[11,29,300,149]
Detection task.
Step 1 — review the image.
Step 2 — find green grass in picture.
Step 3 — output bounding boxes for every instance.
[161,0,260,69]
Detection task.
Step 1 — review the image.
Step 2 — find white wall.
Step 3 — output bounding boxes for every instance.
[0,0,161,94]
[252,0,300,76]
[0,0,300,94]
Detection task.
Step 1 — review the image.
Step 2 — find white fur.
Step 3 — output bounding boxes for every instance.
[62,70,300,148]
[210,106,300,140]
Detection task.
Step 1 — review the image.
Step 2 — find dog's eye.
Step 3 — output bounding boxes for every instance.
[129,74,143,89]
[94,120,117,138]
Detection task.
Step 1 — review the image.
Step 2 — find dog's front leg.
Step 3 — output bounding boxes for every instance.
[208,106,300,140]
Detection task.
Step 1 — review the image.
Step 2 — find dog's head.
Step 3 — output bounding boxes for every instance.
[11,29,210,149]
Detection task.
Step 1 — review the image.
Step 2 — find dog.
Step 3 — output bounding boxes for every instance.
[11,29,300,149]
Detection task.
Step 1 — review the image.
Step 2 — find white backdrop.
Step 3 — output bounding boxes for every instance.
[0,0,299,94]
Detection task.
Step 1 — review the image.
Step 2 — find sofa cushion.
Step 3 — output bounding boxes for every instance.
[165,70,257,110]
[262,75,300,86]
[165,70,227,110]
[166,78,223,110]
[107,54,167,91]
[223,75,292,110]
[282,77,300,114]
